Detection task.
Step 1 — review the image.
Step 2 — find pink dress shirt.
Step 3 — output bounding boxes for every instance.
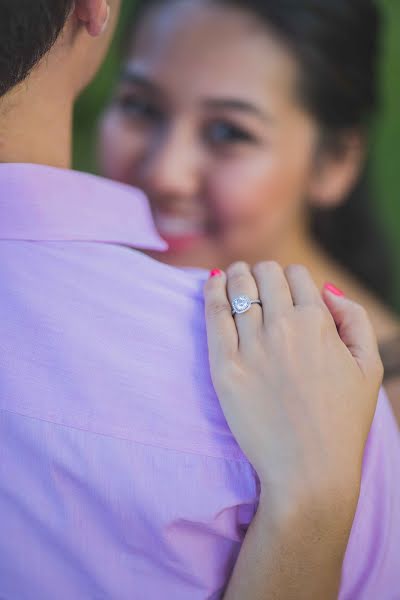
[0,163,399,599]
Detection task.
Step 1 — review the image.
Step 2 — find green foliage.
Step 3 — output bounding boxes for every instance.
[73,0,400,310]
[373,0,400,308]
[73,0,134,172]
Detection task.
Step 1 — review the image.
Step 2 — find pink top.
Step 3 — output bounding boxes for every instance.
[0,163,399,599]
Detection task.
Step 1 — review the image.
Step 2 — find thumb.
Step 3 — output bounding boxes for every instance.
[322,284,382,377]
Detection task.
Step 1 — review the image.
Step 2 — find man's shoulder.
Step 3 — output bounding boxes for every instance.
[340,389,400,597]
[0,241,247,461]
[0,239,209,364]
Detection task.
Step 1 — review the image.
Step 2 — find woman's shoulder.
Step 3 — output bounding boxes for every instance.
[315,254,400,424]
[321,259,400,346]
[310,245,400,344]
[339,273,400,366]
[346,281,400,366]
[335,271,400,425]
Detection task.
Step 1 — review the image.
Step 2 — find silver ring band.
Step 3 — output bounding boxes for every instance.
[231,295,263,316]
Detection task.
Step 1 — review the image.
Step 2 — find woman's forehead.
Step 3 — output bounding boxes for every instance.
[127,2,299,107]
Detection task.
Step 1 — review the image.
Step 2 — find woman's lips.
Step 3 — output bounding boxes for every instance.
[153,212,209,249]
[154,212,204,236]
[163,234,206,251]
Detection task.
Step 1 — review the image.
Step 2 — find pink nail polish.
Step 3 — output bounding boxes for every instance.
[210,269,222,278]
[324,282,345,297]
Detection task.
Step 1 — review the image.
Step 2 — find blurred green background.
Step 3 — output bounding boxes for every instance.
[73,0,400,311]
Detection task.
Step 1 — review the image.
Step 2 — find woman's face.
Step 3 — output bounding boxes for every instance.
[99,0,322,268]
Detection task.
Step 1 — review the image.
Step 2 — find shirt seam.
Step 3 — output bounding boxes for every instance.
[0,406,252,466]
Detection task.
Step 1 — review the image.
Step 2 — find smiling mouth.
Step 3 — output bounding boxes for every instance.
[153,212,208,239]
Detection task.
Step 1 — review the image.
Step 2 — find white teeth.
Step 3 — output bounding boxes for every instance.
[154,213,205,237]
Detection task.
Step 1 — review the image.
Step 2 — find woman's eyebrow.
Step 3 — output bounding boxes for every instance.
[202,98,275,123]
[119,69,161,95]
[118,70,274,124]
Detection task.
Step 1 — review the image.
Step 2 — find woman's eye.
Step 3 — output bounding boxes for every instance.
[206,122,254,145]
[116,94,160,121]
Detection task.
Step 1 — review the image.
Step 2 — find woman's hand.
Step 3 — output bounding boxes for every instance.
[204,261,383,599]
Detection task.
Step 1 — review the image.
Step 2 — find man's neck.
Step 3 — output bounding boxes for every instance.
[0,75,74,170]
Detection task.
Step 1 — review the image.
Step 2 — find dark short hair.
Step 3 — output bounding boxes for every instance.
[0,0,74,97]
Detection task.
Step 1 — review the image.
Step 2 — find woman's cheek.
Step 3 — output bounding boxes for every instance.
[98,112,141,184]
[212,161,300,252]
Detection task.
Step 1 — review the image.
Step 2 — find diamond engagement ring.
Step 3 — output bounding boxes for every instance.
[231,295,263,316]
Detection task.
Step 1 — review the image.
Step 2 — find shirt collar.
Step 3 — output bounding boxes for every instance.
[0,163,167,251]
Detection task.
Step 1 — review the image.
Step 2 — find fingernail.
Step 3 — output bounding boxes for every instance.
[210,269,223,279]
[324,282,345,297]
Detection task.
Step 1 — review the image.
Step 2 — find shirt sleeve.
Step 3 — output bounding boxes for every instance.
[339,389,400,599]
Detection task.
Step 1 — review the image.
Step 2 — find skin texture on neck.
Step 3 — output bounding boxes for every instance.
[0,76,74,169]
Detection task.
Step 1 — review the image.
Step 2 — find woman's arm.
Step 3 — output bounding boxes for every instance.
[204,261,383,599]
[222,488,354,600]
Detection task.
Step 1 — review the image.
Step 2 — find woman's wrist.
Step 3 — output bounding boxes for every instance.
[223,483,351,600]
[257,477,359,559]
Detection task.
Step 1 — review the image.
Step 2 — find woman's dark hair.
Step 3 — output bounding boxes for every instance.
[130,0,392,302]
[0,0,74,98]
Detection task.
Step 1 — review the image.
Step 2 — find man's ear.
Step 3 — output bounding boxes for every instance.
[308,132,365,209]
[75,0,110,37]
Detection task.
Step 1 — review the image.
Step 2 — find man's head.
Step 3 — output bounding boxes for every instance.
[0,0,120,100]
[0,0,120,167]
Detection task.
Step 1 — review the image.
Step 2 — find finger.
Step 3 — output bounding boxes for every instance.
[322,285,383,379]
[252,261,293,323]
[226,262,263,347]
[285,264,327,308]
[204,270,238,367]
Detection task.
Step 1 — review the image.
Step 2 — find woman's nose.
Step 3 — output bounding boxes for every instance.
[138,123,201,203]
